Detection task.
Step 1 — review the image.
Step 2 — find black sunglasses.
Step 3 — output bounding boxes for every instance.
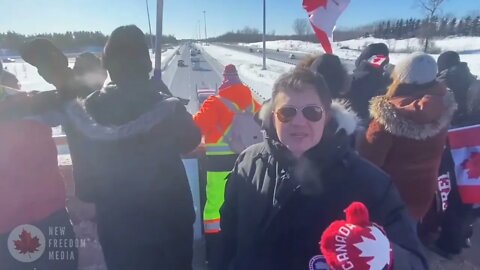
[275,105,324,123]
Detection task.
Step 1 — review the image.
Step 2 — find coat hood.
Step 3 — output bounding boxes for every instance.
[369,83,457,140]
[64,96,181,141]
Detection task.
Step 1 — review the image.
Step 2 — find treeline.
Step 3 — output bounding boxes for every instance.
[210,26,318,43]
[372,15,480,39]
[0,31,178,53]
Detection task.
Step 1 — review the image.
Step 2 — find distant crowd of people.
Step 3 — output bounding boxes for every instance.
[1,23,479,270]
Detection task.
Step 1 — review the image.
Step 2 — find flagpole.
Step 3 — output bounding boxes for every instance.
[154,0,163,80]
[262,0,266,70]
[146,0,155,52]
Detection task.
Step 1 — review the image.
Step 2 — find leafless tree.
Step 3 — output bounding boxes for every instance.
[293,18,309,36]
[417,0,446,52]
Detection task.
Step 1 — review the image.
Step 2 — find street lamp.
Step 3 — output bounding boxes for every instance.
[262,0,266,70]
[154,0,163,79]
[203,10,208,43]
[145,0,155,53]
[198,20,201,41]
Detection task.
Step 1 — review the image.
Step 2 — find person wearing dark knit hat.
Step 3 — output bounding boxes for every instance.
[298,53,351,99]
[359,52,457,221]
[347,43,392,125]
[102,25,152,83]
[437,51,461,73]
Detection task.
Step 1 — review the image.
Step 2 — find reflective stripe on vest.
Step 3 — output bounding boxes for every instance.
[206,144,234,155]
[204,219,221,234]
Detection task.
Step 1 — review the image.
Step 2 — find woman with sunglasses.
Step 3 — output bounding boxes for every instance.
[215,68,427,270]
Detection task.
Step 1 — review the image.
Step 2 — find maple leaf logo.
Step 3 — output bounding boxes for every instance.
[13,229,41,257]
[353,226,391,270]
[461,152,480,179]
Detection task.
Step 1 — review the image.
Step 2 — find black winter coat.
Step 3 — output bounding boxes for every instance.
[0,80,201,269]
[216,103,427,270]
[346,61,392,125]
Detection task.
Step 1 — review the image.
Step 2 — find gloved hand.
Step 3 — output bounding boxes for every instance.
[320,202,393,270]
[20,38,72,89]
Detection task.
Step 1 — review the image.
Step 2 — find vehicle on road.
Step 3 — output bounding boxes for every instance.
[191,56,200,62]
[177,60,186,67]
[2,58,15,63]
[176,50,181,55]
[289,54,296,59]
[249,48,254,53]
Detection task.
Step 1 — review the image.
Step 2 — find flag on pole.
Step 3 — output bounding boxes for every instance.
[303,0,350,54]
[448,124,480,204]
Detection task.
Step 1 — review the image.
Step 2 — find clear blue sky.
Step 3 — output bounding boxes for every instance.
[0,0,478,39]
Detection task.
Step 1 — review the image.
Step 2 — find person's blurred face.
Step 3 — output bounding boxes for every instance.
[273,85,327,158]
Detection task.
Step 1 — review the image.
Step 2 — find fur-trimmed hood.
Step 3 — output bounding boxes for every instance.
[64,97,181,141]
[369,84,457,140]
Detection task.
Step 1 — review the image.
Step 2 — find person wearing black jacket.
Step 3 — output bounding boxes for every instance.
[434,51,480,257]
[216,68,427,270]
[1,25,201,270]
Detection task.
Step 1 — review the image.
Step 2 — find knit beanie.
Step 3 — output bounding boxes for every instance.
[320,202,393,270]
[310,54,348,98]
[103,25,152,78]
[392,52,437,85]
[437,51,460,73]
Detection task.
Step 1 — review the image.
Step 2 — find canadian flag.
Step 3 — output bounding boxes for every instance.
[303,0,351,54]
[448,124,480,204]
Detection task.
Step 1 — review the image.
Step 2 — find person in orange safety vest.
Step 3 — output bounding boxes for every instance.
[193,64,261,264]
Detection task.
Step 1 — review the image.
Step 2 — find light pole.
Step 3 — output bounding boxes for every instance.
[145,0,155,53]
[203,10,207,42]
[262,0,266,70]
[198,20,201,41]
[154,0,163,79]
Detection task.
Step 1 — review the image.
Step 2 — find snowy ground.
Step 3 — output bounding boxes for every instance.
[240,37,480,77]
[201,44,293,101]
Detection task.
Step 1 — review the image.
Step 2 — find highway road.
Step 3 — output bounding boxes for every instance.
[163,44,223,115]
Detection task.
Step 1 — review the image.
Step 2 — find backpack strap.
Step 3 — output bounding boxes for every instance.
[218,96,255,113]
[218,97,241,113]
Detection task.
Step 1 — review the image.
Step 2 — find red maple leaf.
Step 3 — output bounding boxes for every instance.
[461,152,480,179]
[303,0,328,12]
[13,229,41,255]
